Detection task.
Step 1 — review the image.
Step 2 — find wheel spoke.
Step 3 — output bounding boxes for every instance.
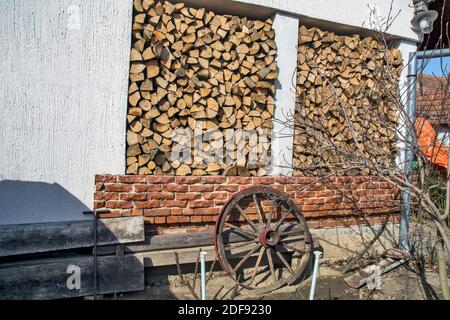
[266,248,277,284]
[235,203,259,232]
[273,208,292,230]
[224,222,257,238]
[232,243,261,272]
[279,228,305,237]
[253,194,264,226]
[225,238,259,250]
[266,200,274,228]
[248,246,266,286]
[274,248,294,274]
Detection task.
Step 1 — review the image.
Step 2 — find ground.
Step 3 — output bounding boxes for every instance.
[107,264,447,300]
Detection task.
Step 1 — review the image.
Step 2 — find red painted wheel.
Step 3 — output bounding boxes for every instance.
[214,186,312,294]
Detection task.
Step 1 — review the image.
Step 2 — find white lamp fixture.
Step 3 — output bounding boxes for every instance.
[411,0,439,35]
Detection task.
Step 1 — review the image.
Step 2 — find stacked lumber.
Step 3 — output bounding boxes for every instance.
[126,0,277,176]
[293,26,403,176]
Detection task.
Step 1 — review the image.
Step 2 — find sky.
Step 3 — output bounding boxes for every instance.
[419,56,450,75]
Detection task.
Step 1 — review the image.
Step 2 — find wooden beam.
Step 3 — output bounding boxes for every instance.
[140,231,308,267]
[97,223,305,255]
[0,254,144,299]
[0,217,145,257]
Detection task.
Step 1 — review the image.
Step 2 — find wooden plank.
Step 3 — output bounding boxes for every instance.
[97,223,305,255]
[0,217,144,257]
[0,254,144,299]
[141,233,308,267]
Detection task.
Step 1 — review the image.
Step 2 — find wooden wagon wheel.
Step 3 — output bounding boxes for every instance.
[214,186,312,294]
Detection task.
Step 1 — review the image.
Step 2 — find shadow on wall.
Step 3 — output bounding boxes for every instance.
[0,180,91,225]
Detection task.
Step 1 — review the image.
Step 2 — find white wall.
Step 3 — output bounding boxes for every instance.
[0,0,132,224]
[236,0,419,41]
[269,13,298,176]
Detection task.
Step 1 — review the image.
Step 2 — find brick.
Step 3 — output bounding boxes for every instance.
[148,192,175,200]
[176,193,202,201]
[143,217,154,224]
[134,184,162,192]
[202,216,214,222]
[214,200,228,206]
[176,176,202,184]
[95,175,117,183]
[167,216,179,224]
[120,193,147,201]
[215,185,239,192]
[189,185,214,192]
[178,216,190,223]
[146,176,176,184]
[315,190,335,197]
[202,176,226,184]
[189,200,214,208]
[192,208,220,215]
[304,198,326,205]
[170,208,184,215]
[162,200,188,207]
[239,185,255,191]
[105,200,133,209]
[164,185,189,192]
[274,176,299,184]
[95,182,104,191]
[227,177,253,184]
[118,175,146,183]
[254,177,274,185]
[182,208,194,215]
[203,192,229,200]
[104,184,133,192]
[97,210,121,218]
[143,208,170,216]
[190,216,203,223]
[271,185,285,192]
[94,200,105,209]
[94,192,119,201]
[135,200,161,209]
[131,208,143,216]
[154,217,166,224]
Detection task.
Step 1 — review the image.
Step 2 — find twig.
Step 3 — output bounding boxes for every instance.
[174,252,200,300]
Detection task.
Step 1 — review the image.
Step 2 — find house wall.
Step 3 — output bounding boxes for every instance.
[0,0,132,224]
[0,0,416,225]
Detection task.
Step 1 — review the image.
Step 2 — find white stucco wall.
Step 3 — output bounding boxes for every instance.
[0,0,132,224]
[236,0,419,41]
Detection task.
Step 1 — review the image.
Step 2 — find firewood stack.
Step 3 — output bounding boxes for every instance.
[126,0,277,176]
[293,26,403,176]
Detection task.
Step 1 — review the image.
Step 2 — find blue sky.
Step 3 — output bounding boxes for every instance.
[419,57,450,75]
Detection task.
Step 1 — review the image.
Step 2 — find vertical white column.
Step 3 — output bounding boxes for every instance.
[269,13,299,176]
[396,40,418,171]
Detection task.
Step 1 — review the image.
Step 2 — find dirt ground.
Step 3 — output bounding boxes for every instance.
[107,264,447,300]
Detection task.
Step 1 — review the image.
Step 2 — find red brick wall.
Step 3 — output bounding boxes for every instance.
[94,175,400,235]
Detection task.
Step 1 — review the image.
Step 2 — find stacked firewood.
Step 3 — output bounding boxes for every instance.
[126,0,277,176]
[293,26,403,176]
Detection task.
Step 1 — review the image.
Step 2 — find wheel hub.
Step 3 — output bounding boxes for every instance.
[258,228,280,247]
